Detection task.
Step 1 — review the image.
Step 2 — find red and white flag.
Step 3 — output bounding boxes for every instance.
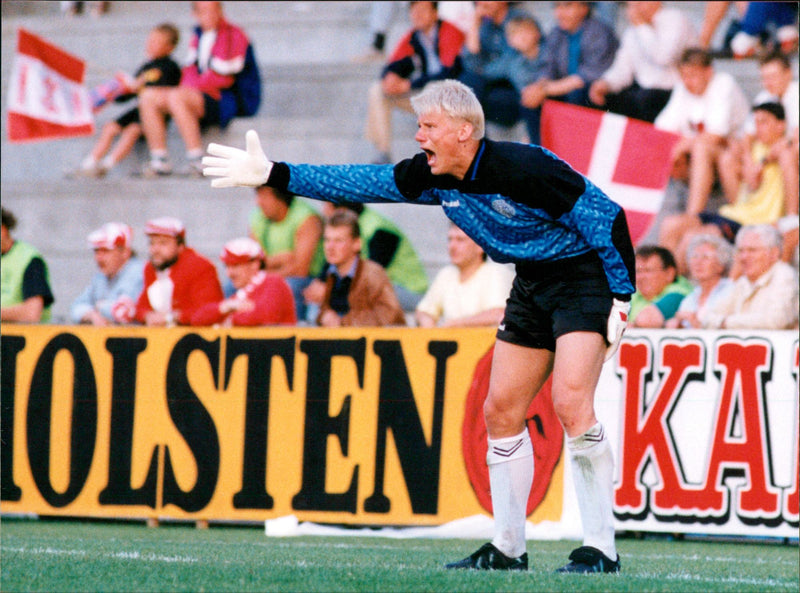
[7,28,93,143]
[540,100,680,245]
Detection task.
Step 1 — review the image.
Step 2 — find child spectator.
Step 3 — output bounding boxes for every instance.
[76,23,180,178]
[138,1,256,176]
[191,237,296,326]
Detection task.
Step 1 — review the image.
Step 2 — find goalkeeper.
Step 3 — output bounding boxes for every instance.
[203,79,635,574]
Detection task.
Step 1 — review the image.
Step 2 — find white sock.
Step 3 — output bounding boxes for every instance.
[487,429,533,558]
[100,155,115,170]
[150,149,168,161]
[186,148,203,161]
[567,422,617,560]
[80,155,97,170]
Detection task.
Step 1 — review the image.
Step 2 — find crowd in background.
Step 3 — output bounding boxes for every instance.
[2,1,798,330]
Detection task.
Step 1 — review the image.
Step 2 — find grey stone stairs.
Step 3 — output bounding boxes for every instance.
[1,1,793,322]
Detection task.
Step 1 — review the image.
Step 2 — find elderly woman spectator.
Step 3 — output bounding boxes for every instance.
[666,234,734,329]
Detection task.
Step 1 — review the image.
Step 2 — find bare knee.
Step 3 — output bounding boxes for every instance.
[483,390,527,437]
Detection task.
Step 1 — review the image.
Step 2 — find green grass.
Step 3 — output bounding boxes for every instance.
[1,518,797,592]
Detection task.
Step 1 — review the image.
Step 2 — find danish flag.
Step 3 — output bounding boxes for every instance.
[7,28,93,143]
[540,100,680,245]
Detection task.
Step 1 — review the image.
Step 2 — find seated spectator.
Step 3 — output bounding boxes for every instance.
[501,13,545,144]
[138,1,256,176]
[70,222,145,325]
[701,224,798,329]
[458,1,530,131]
[717,102,797,229]
[698,1,798,59]
[665,101,797,276]
[191,237,295,326]
[655,48,750,253]
[76,23,181,178]
[667,234,734,329]
[315,201,429,311]
[366,1,465,164]
[588,2,696,123]
[313,210,406,327]
[1,207,54,323]
[134,217,223,326]
[415,224,513,327]
[522,1,618,112]
[249,186,325,320]
[630,245,692,328]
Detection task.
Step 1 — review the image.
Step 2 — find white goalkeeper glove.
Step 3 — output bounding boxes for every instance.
[605,298,630,362]
[202,129,273,188]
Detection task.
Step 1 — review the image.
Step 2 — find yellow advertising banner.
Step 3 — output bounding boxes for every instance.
[1,325,565,526]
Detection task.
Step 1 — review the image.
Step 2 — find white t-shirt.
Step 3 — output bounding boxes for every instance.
[749,79,799,135]
[654,70,750,138]
[602,7,697,92]
[416,261,514,325]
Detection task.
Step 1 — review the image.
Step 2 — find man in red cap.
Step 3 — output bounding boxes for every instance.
[191,237,296,326]
[71,222,145,325]
[134,216,223,326]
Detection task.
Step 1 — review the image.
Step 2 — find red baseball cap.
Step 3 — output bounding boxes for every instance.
[88,222,133,250]
[220,237,265,265]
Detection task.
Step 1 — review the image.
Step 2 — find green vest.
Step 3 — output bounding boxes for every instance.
[1,240,52,322]
[249,198,325,276]
[358,208,428,294]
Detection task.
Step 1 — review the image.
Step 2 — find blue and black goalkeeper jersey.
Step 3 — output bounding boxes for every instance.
[267,139,636,298]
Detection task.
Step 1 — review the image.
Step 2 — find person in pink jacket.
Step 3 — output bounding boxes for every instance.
[191,237,296,326]
[138,1,251,176]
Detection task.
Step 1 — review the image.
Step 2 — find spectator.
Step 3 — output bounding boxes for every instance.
[523,1,618,112]
[366,1,465,164]
[76,23,181,178]
[138,1,255,176]
[502,13,546,144]
[698,2,799,58]
[415,224,513,327]
[655,48,750,254]
[753,51,799,145]
[664,101,797,277]
[134,217,223,326]
[1,207,54,323]
[311,201,429,312]
[191,237,295,326]
[702,224,798,329]
[70,222,145,325]
[458,1,529,131]
[629,245,692,327]
[667,234,734,329]
[588,1,696,123]
[314,210,406,327]
[718,102,797,229]
[249,186,325,320]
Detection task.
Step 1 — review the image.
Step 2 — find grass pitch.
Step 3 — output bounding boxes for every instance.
[1,518,797,592]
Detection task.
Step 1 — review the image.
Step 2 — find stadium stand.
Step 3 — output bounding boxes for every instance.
[0,1,796,322]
